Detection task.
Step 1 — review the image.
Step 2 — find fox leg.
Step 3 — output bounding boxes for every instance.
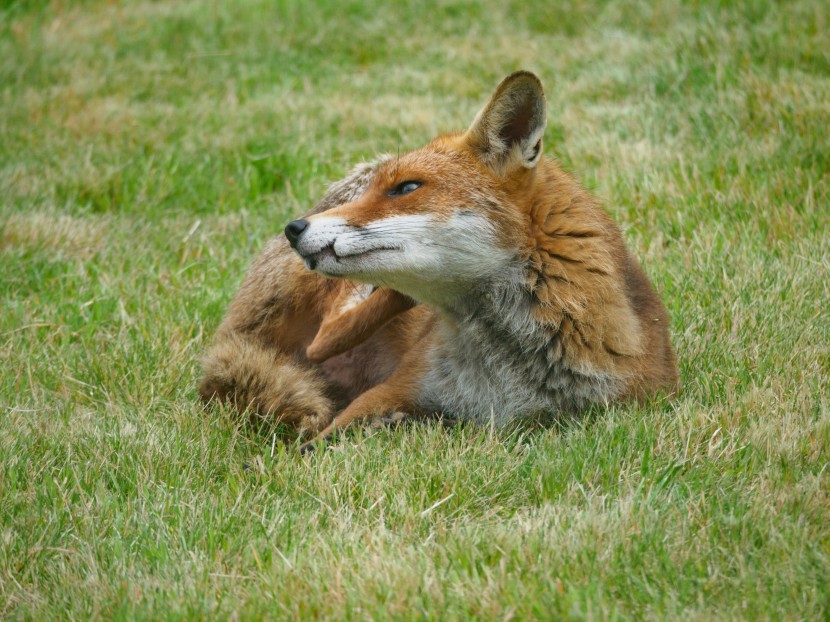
[306,289,416,363]
[299,383,412,453]
[299,353,426,452]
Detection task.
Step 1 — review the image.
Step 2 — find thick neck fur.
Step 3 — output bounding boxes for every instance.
[520,159,647,371]
[417,158,653,421]
[420,268,622,423]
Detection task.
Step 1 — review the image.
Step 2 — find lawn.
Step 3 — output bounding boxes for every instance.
[1,0,828,619]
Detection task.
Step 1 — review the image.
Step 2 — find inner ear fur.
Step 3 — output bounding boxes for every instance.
[465,71,547,175]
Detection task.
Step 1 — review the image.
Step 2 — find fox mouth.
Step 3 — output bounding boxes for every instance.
[301,242,399,272]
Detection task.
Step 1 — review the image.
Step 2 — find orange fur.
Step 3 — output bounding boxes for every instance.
[307,289,415,363]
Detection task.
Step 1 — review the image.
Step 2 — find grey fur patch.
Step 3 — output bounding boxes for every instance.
[417,266,621,424]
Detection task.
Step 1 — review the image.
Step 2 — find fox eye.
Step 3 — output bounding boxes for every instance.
[389,180,421,197]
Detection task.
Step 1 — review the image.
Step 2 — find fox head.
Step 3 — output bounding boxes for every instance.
[285,71,548,306]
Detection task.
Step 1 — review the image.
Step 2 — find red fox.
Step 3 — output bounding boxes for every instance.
[199,71,679,450]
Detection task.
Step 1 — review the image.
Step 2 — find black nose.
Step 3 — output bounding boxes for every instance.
[284,219,309,247]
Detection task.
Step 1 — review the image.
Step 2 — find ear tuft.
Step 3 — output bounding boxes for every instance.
[465,71,547,174]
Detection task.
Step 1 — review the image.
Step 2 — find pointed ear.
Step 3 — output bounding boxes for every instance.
[465,71,547,175]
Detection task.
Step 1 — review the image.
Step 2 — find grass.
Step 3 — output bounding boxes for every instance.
[1,0,828,619]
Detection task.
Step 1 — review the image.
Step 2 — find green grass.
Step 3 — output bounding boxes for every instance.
[1,0,828,619]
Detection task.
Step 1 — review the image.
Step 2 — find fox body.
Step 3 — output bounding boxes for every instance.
[200,72,678,446]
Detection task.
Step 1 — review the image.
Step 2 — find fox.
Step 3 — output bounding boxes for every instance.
[199,71,679,450]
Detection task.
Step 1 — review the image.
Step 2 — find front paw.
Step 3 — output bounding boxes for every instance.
[369,411,409,428]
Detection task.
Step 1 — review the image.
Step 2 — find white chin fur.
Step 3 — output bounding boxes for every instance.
[314,248,397,277]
